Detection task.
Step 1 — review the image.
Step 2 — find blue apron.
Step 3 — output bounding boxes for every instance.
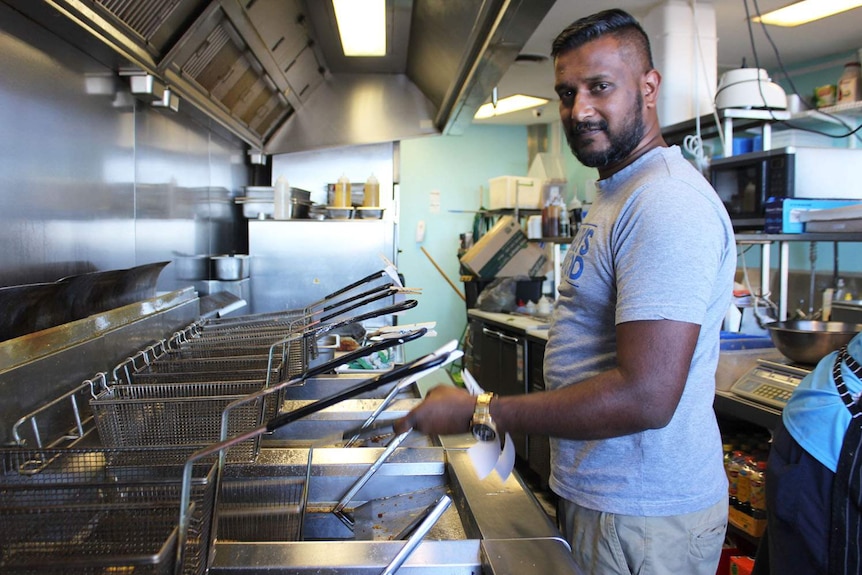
[829,347,862,575]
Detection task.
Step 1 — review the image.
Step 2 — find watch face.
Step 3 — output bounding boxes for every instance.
[472,423,497,442]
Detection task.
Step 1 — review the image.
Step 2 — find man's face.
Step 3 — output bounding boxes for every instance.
[554,35,648,173]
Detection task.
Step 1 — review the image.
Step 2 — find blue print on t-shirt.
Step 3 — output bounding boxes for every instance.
[565,224,595,286]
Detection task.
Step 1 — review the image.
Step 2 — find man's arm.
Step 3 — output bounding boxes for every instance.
[394,318,700,439]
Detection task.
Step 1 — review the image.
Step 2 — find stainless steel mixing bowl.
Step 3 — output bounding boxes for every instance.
[766,320,862,365]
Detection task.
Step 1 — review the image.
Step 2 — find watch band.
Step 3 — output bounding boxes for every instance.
[471,392,497,441]
[475,392,494,418]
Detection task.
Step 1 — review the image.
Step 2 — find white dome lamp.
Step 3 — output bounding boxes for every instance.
[715,68,788,110]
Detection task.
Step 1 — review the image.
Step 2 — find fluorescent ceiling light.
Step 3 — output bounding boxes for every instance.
[754,0,862,27]
[474,95,549,119]
[333,0,386,56]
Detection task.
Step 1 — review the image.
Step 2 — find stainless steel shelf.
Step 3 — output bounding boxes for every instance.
[736,232,862,243]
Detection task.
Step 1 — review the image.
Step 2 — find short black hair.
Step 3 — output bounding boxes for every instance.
[551,9,654,71]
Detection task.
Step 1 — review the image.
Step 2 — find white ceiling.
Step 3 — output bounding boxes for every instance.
[475,0,862,125]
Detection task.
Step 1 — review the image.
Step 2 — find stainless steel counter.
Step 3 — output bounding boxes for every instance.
[467,309,550,341]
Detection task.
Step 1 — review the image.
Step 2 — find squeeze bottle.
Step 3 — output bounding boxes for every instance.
[334,173,351,207]
[363,173,380,207]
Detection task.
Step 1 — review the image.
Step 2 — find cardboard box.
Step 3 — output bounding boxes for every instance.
[460,216,549,279]
[717,544,741,575]
[764,198,861,233]
[488,176,543,209]
[728,506,766,538]
[730,555,755,575]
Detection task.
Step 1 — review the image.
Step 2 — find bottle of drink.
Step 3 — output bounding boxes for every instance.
[727,450,745,509]
[749,460,768,520]
[736,455,756,515]
[722,442,734,482]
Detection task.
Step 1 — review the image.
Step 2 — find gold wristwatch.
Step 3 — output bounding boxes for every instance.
[470,392,497,442]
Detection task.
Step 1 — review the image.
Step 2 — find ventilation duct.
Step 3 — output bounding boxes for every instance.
[5,0,555,154]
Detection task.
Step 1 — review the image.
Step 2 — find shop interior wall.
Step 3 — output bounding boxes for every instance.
[0,4,249,295]
[399,125,530,358]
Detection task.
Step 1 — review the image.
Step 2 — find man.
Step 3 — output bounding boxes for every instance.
[753,332,862,575]
[395,9,735,574]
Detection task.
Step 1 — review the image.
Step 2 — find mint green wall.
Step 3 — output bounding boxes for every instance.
[398,124,529,358]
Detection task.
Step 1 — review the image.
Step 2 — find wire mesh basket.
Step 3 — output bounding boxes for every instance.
[0,447,218,575]
[90,383,275,462]
[217,476,308,542]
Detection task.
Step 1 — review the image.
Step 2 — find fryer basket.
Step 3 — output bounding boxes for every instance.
[0,447,218,575]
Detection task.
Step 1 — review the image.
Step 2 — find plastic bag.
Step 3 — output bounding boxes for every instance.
[476,277,519,313]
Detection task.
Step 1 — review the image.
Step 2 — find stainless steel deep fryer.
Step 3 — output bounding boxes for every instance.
[0,446,219,575]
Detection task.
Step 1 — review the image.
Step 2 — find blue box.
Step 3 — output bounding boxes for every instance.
[764,198,862,234]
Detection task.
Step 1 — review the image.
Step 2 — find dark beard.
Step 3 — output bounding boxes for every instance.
[565,94,645,169]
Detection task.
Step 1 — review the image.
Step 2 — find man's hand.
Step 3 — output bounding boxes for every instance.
[393,385,476,436]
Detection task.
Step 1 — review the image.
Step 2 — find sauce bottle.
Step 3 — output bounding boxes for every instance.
[334,173,351,207]
[542,196,561,238]
[363,173,380,207]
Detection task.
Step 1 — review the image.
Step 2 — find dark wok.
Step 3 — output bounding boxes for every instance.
[766,320,862,365]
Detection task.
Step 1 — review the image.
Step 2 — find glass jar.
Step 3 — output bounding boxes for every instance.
[837,62,861,103]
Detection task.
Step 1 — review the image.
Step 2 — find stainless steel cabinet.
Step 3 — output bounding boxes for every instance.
[476,324,528,460]
[526,339,551,487]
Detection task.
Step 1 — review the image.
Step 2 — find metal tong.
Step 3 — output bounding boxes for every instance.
[174,343,457,575]
[341,340,462,447]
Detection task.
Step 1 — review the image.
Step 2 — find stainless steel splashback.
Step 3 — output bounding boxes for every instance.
[0,4,248,291]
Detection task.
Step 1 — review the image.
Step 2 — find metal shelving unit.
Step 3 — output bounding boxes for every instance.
[735,232,862,321]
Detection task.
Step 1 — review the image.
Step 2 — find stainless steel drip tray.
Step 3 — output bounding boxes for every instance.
[212,448,578,574]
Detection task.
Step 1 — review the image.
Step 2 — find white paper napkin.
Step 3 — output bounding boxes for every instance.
[462,368,514,481]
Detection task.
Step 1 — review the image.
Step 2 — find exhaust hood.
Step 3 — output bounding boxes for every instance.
[5,0,554,154]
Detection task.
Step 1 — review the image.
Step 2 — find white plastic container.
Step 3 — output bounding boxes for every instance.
[274,176,290,220]
[488,176,542,209]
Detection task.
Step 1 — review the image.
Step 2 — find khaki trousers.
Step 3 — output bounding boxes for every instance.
[558,497,727,575]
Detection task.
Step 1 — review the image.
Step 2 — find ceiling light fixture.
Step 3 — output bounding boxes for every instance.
[332,0,386,56]
[753,0,862,27]
[474,95,549,119]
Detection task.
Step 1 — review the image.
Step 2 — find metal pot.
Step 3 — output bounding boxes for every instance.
[211,254,250,280]
[174,255,211,280]
[766,320,862,365]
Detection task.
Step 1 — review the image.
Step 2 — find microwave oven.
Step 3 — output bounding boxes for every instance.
[709,146,862,230]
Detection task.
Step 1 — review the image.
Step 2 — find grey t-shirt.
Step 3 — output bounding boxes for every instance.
[544,145,734,516]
